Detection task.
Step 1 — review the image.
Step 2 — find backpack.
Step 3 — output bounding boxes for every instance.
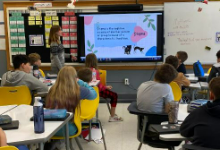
[193,60,204,77]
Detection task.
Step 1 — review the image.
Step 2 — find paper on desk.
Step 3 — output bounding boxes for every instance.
[85,128,106,141]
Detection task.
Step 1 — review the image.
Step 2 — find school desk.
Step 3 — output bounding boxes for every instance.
[3,105,73,150]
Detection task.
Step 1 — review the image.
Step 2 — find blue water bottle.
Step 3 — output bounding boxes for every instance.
[33,97,44,133]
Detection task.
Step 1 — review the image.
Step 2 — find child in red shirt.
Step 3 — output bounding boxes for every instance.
[85,53,123,122]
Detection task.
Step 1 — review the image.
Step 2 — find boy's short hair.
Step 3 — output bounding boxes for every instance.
[209,77,220,99]
[155,64,178,84]
[216,50,220,59]
[28,53,41,65]
[78,68,92,83]
[165,55,179,69]
[13,54,30,69]
[177,51,188,63]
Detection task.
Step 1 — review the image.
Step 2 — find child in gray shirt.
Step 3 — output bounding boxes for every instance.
[137,64,178,113]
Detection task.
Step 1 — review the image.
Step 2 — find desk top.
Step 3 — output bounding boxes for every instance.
[4,105,73,145]
[0,105,17,115]
[186,73,209,77]
[46,79,100,91]
[189,82,209,89]
[89,80,100,87]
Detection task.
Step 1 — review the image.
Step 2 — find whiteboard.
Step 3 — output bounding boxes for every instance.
[164,2,220,64]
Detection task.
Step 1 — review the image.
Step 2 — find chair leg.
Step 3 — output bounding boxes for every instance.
[168,146,175,150]
[96,109,99,119]
[69,139,75,150]
[105,99,111,115]
[75,137,83,150]
[97,119,107,150]
[138,142,142,150]
[89,120,92,141]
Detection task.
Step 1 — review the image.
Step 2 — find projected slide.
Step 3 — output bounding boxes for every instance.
[83,13,159,59]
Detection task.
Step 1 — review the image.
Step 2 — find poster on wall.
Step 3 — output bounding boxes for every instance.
[29,35,44,46]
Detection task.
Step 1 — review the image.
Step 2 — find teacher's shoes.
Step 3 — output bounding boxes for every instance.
[109,114,123,122]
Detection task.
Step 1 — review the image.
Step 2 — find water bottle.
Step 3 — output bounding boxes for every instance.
[33,97,44,133]
[216,72,219,77]
[92,68,97,82]
[33,65,39,79]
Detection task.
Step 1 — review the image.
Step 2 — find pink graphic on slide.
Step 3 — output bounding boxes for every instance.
[84,16,93,25]
[131,26,148,43]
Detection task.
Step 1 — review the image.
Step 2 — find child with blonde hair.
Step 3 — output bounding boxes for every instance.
[46,66,96,136]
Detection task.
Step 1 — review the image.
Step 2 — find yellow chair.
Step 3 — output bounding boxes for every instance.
[51,107,83,150]
[99,70,111,114]
[39,69,45,78]
[0,86,32,106]
[207,67,212,74]
[80,87,107,150]
[99,70,106,86]
[170,81,182,101]
[0,146,18,150]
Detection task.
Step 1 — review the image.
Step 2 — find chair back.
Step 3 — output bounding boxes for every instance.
[207,67,212,75]
[39,69,45,78]
[80,86,99,121]
[170,81,182,102]
[99,70,106,86]
[0,86,32,106]
[52,106,82,139]
[0,146,19,150]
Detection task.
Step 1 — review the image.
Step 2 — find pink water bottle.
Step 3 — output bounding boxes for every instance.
[92,68,96,82]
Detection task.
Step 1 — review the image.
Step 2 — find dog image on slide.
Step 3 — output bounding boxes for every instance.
[123,45,132,55]
[134,46,144,53]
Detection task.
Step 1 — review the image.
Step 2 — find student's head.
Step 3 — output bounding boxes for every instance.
[176,51,188,63]
[85,53,98,69]
[13,54,31,73]
[165,55,179,69]
[78,68,92,83]
[28,53,41,66]
[48,25,62,45]
[154,64,178,84]
[216,50,220,63]
[209,77,220,100]
[46,66,80,113]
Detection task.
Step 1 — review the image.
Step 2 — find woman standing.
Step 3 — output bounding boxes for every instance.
[48,25,65,74]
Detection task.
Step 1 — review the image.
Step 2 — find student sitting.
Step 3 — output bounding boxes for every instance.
[165,55,190,87]
[180,77,220,149]
[78,67,92,83]
[208,50,220,83]
[176,51,188,74]
[137,64,178,113]
[85,53,123,122]
[1,55,48,94]
[46,66,97,137]
[28,53,43,78]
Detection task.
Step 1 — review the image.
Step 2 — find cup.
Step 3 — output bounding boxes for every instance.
[167,101,179,124]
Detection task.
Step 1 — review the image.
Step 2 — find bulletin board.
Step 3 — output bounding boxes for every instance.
[5,6,78,69]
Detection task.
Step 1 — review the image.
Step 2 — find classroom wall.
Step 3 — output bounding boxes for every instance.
[0,0,198,102]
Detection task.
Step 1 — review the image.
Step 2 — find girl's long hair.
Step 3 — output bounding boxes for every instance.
[85,53,98,69]
[48,25,61,45]
[46,66,80,115]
